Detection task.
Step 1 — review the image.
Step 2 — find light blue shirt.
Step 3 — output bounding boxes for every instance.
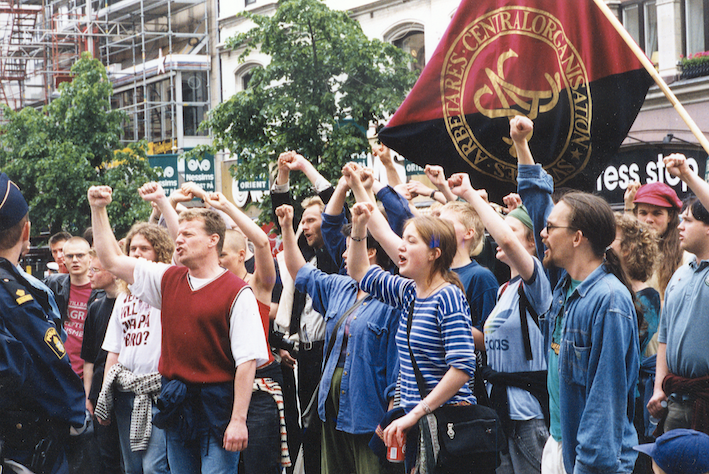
[659,257,709,378]
[484,259,551,420]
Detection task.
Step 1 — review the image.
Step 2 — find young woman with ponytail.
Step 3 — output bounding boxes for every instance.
[347,201,495,474]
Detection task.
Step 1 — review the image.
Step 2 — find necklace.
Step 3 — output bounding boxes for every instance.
[419,279,447,299]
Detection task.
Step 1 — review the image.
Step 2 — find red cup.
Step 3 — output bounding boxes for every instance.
[386,439,405,463]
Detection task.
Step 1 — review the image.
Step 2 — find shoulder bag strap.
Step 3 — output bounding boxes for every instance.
[406,297,430,399]
[302,295,367,418]
[323,296,366,364]
[518,282,539,361]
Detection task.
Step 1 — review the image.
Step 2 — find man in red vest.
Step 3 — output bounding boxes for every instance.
[88,185,269,474]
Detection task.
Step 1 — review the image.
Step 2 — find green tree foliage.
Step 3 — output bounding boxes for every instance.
[0,53,158,237]
[199,0,418,219]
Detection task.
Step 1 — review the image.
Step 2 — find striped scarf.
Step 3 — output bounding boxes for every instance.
[253,377,292,467]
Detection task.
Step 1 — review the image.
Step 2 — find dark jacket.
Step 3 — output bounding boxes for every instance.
[271,186,339,335]
[43,273,104,323]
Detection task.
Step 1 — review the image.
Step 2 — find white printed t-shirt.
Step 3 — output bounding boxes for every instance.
[102,292,162,376]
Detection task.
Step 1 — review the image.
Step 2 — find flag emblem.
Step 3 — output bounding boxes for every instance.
[441,6,591,184]
[379,0,652,201]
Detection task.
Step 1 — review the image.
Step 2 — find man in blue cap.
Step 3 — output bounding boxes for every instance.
[0,172,86,473]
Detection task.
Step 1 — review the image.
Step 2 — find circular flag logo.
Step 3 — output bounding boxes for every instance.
[441,6,591,184]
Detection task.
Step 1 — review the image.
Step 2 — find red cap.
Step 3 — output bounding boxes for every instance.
[633,182,682,209]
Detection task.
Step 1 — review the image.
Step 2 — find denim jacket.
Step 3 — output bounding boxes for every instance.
[295,264,399,434]
[545,265,639,474]
[518,164,640,472]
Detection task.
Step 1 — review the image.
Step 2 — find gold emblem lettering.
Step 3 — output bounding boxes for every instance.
[44,327,66,359]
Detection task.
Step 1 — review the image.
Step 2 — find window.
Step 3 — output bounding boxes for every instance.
[385,23,426,73]
[182,71,207,103]
[234,63,262,92]
[183,105,207,136]
[242,70,254,90]
[245,0,256,5]
[621,1,658,60]
[685,0,709,55]
[393,31,426,72]
[182,71,209,136]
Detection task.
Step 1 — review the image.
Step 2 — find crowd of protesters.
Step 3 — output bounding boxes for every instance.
[2,114,709,474]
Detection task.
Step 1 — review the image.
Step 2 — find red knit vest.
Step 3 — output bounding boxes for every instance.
[159,266,246,383]
[257,299,275,367]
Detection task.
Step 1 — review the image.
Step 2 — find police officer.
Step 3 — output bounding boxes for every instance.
[0,173,86,474]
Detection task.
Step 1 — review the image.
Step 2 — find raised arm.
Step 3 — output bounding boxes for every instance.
[344,163,403,263]
[407,180,447,204]
[139,182,179,241]
[449,173,536,280]
[324,175,349,218]
[665,153,709,209]
[511,116,557,284]
[348,202,376,283]
[623,181,641,214]
[321,175,349,270]
[510,115,534,166]
[181,181,208,202]
[168,186,195,211]
[372,143,403,187]
[425,165,456,203]
[88,186,137,284]
[275,204,306,281]
[284,152,328,189]
[205,192,276,298]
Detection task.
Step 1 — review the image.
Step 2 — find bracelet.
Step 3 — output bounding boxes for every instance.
[350,235,367,242]
[624,208,634,212]
[430,190,438,199]
[420,400,433,415]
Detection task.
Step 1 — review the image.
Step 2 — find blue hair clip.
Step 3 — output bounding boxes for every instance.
[430,235,440,249]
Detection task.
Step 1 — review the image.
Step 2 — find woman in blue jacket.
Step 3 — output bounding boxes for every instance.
[276,203,399,474]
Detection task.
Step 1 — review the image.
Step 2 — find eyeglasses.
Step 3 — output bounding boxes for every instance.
[544,222,575,233]
[64,253,88,260]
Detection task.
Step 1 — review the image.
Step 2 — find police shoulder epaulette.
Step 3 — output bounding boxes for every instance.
[0,269,34,306]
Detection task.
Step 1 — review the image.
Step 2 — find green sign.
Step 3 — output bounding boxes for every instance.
[404,159,424,176]
[148,152,216,198]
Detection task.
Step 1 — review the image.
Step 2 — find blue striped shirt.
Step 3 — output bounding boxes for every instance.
[361,265,476,411]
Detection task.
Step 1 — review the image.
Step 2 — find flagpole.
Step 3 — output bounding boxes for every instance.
[593,0,709,156]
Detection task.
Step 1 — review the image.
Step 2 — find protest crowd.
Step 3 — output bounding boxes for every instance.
[2,115,709,474]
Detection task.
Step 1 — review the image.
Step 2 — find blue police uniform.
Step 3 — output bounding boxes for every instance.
[0,172,85,474]
[0,258,86,473]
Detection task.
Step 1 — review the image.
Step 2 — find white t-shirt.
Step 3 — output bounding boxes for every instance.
[128,259,270,369]
[102,292,162,376]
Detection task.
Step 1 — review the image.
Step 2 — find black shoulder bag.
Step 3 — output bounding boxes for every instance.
[301,297,366,436]
[406,297,504,466]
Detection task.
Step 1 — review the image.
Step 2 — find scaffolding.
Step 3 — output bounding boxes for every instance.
[0,0,42,111]
[0,0,211,148]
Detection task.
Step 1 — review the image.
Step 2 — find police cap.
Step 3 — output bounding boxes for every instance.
[0,172,29,231]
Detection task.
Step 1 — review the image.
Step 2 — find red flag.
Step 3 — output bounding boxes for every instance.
[378,0,652,200]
